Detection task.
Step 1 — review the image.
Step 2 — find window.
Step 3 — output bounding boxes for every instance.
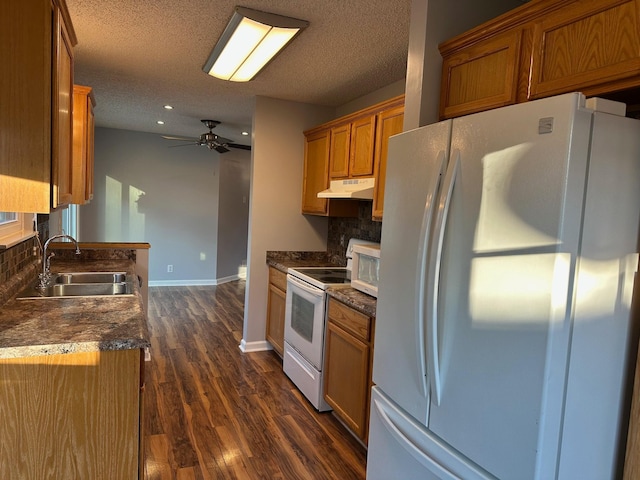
[0,212,35,249]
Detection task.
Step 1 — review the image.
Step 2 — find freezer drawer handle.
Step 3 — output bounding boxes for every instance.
[373,397,458,480]
[426,149,460,406]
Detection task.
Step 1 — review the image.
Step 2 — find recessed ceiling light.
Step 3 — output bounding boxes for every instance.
[157,120,165,125]
[164,105,173,110]
[241,131,249,136]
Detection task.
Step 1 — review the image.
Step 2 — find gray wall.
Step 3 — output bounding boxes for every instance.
[79,127,250,285]
[217,148,251,281]
[241,96,335,352]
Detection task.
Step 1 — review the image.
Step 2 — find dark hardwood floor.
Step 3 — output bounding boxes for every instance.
[144,282,367,480]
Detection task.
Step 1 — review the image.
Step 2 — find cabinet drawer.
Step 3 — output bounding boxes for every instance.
[269,267,287,292]
[328,297,371,342]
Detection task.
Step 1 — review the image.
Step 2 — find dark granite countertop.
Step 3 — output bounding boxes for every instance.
[326,286,377,318]
[0,259,150,359]
[266,250,342,274]
[266,250,376,317]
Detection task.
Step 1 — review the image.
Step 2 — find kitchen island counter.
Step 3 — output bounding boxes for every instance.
[0,258,149,359]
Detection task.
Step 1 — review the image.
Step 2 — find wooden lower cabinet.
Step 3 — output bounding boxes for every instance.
[266,267,287,357]
[0,348,144,479]
[323,297,374,443]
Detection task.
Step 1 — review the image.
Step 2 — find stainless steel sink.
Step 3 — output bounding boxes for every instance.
[53,272,127,284]
[16,271,134,300]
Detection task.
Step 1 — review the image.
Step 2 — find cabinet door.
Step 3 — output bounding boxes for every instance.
[0,1,52,213]
[324,320,370,440]
[372,106,404,221]
[0,349,141,479]
[439,29,522,119]
[71,85,95,204]
[529,0,640,99]
[329,124,351,178]
[302,130,329,214]
[349,115,376,177]
[52,6,74,209]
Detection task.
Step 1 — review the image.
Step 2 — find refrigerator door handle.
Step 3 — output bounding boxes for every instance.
[426,149,460,406]
[416,151,448,398]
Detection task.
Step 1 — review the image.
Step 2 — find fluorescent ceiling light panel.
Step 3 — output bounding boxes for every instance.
[203,7,309,82]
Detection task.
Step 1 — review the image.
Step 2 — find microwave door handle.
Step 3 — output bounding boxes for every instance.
[287,274,324,297]
[425,150,459,406]
[416,150,447,399]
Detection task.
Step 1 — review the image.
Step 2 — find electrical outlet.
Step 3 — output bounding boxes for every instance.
[167,264,173,273]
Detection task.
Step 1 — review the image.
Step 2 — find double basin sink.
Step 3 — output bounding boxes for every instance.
[17,272,134,299]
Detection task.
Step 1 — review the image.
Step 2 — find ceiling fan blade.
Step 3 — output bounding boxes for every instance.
[168,142,198,148]
[214,145,230,154]
[162,135,198,141]
[227,143,251,151]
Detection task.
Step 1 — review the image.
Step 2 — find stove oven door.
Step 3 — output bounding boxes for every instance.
[284,274,326,369]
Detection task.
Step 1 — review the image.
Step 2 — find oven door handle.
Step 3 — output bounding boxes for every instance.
[287,274,324,297]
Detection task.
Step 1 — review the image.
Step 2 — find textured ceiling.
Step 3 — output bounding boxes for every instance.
[66,0,411,146]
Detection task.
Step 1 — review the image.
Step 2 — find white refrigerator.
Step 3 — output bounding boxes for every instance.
[367,93,640,479]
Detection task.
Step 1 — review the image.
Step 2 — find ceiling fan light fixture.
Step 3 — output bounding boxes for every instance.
[203,7,309,82]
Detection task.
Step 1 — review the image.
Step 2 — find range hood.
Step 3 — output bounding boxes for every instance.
[317,178,375,199]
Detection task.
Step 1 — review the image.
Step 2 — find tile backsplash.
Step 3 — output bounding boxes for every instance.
[0,215,49,305]
[327,202,382,261]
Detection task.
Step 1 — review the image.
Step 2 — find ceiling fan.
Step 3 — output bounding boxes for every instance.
[162,119,251,153]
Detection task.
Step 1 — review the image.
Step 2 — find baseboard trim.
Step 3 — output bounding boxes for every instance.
[149,275,244,287]
[239,339,273,353]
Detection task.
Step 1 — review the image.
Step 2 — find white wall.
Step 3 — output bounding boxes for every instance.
[241,97,335,352]
[79,127,250,285]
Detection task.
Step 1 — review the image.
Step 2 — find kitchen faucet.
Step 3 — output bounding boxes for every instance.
[37,234,81,289]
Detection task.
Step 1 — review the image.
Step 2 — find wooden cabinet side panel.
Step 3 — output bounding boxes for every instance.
[530,0,640,99]
[372,106,404,221]
[329,124,351,178]
[301,131,329,215]
[52,6,74,208]
[323,321,370,439]
[349,116,376,177]
[0,349,140,479]
[85,97,95,201]
[439,30,522,119]
[0,2,52,213]
[266,280,286,357]
[71,86,89,204]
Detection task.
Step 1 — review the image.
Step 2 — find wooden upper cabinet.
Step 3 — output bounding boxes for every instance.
[329,115,376,179]
[302,129,330,215]
[329,124,351,178]
[0,0,76,213]
[439,0,640,119]
[72,85,96,204]
[440,29,523,120]
[372,105,404,221]
[302,95,404,219]
[529,0,640,99]
[349,115,377,177]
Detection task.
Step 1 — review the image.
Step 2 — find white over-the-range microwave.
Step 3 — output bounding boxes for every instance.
[350,243,381,298]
